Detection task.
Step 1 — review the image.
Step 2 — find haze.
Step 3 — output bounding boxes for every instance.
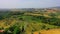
[0,0,60,8]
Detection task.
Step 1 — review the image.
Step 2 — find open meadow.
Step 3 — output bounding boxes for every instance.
[0,8,60,34]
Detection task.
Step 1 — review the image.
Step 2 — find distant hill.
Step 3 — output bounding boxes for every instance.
[50,6,60,9]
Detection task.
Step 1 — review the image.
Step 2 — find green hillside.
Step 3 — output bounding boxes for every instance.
[0,9,60,34]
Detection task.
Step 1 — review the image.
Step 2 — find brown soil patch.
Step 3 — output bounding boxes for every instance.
[33,29,60,34]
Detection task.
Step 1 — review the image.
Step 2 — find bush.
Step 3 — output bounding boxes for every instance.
[0,16,4,20]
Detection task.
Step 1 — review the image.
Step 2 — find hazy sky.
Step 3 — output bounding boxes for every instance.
[0,0,60,8]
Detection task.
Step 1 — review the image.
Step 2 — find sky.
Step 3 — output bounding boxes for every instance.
[0,0,60,8]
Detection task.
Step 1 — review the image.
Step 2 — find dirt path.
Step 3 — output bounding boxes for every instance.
[33,29,60,34]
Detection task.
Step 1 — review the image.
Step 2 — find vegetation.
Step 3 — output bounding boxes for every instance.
[0,8,60,34]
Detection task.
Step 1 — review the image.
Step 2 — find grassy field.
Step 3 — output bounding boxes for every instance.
[0,8,60,34]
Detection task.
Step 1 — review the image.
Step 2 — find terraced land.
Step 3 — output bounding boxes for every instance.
[0,8,60,34]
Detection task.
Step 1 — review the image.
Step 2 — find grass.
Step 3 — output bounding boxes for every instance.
[0,9,60,34]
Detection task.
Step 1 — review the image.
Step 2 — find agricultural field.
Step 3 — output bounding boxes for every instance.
[0,8,60,34]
